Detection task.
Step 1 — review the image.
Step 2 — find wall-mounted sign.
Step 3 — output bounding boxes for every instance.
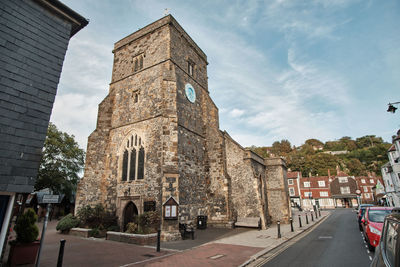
[163,196,179,220]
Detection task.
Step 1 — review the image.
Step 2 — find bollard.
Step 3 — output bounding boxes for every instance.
[57,239,66,267]
[306,213,309,224]
[298,214,302,228]
[277,220,281,238]
[319,209,321,217]
[156,230,161,252]
[315,210,318,219]
[311,212,314,222]
[290,218,294,232]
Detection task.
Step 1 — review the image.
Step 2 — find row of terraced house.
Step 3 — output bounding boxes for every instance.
[287,167,383,210]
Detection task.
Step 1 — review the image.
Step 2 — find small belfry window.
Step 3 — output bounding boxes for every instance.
[187,61,194,76]
[134,54,144,72]
[121,134,145,181]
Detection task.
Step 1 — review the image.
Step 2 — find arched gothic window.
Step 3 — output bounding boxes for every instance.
[121,134,145,181]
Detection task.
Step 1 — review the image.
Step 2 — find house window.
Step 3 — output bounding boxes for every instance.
[361,179,366,184]
[340,186,350,194]
[121,134,145,181]
[320,191,328,197]
[188,61,194,76]
[318,181,325,187]
[364,193,370,198]
[339,177,348,183]
[304,192,312,197]
[370,179,374,184]
[288,179,293,185]
[304,182,310,188]
[363,186,368,192]
[289,188,295,196]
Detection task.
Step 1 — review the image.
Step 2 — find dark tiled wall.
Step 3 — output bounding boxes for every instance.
[0,0,72,192]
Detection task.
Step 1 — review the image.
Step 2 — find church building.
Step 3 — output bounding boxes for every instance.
[76,15,290,239]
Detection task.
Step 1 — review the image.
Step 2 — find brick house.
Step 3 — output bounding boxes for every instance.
[355,175,378,203]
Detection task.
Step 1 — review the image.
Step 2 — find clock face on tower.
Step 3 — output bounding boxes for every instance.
[185,83,196,103]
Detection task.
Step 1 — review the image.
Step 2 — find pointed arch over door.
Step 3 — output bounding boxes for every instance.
[123,201,138,231]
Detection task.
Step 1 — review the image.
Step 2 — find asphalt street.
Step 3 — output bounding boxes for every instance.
[262,209,373,267]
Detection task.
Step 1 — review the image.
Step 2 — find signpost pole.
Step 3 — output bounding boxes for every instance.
[36,203,51,267]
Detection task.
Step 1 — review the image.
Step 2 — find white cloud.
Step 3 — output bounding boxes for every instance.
[229,109,245,118]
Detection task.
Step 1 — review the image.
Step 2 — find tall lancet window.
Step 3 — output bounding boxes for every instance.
[121,134,145,181]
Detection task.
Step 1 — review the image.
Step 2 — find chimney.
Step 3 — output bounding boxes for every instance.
[328,169,331,178]
[336,165,340,175]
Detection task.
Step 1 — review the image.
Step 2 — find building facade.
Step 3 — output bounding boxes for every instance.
[381,130,400,207]
[287,170,379,210]
[75,15,290,239]
[0,0,87,259]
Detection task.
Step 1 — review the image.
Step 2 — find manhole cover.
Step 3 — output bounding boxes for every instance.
[142,254,155,257]
[209,254,225,260]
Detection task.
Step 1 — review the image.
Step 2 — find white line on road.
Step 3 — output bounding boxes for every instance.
[369,256,372,261]
[367,250,370,254]
[365,245,368,248]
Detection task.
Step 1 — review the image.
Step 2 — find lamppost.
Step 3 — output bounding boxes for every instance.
[387,102,400,113]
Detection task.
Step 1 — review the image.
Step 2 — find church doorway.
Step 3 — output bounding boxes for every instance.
[123,201,138,231]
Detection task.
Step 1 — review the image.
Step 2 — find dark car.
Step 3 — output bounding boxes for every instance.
[357,204,374,230]
[371,208,400,267]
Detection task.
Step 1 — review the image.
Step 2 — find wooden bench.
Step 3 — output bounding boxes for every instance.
[179,223,194,240]
[234,217,261,230]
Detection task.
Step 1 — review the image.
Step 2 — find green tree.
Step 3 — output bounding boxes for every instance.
[304,139,324,148]
[271,139,292,156]
[355,135,384,149]
[345,158,366,176]
[35,123,85,199]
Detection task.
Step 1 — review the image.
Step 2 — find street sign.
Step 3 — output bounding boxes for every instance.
[42,194,59,204]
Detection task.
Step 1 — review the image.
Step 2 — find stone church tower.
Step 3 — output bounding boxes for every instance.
[76,15,290,238]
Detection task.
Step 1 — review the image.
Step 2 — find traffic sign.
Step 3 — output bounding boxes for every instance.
[42,194,59,204]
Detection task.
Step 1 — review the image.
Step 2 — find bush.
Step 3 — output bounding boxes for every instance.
[125,222,138,234]
[56,214,79,232]
[76,204,119,230]
[14,208,39,243]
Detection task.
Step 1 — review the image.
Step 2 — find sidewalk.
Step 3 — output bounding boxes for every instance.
[2,210,329,266]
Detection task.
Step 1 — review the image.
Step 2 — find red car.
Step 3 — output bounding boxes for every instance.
[361,207,393,251]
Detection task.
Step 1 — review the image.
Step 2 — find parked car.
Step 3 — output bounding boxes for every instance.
[357,204,374,230]
[361,207,394,251]
[371,208,400,267]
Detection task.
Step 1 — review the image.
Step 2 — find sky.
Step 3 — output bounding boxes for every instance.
[52,0,400,150]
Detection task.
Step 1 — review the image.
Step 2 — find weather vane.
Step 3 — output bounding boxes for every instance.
[164,8,170,16]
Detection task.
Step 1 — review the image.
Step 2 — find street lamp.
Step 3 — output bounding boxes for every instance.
[387,102,400,113]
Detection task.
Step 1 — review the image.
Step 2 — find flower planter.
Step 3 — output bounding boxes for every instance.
[8,241,40,266]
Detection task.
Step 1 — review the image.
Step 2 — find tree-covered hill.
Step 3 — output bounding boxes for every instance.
[248,135,391,177]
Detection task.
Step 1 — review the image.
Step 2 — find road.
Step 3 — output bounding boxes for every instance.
[262,209,373,267]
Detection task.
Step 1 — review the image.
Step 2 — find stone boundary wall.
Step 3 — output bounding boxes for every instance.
[106,231,157,245]
[69,228,90,238]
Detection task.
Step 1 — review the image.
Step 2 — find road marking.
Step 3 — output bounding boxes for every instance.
[365,245,368,248]
[318,236,333,239]
[369,256,372,261]
[367,250,370,254]
[209,254,225,260]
